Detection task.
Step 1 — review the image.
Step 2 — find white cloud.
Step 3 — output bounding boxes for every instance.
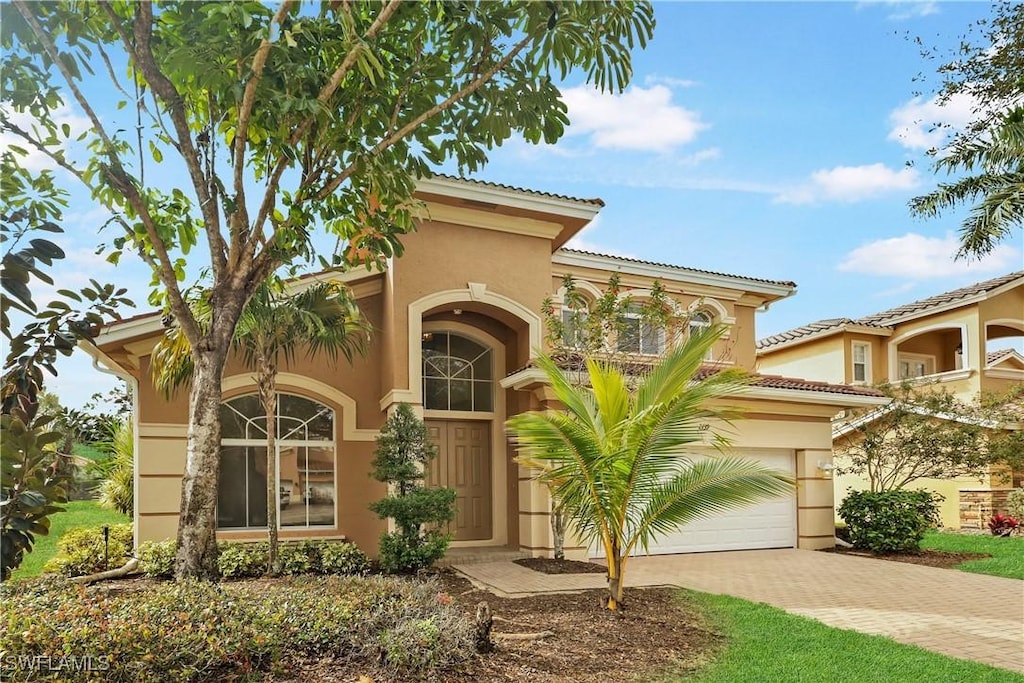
[563,215,637,258]
[837,232,1021,278]
[561,85,706,152]
[643,75,699,89]
[856,1,939,21]
[0,103,90,172]
[887,92,978,151]
[775,163,920,204]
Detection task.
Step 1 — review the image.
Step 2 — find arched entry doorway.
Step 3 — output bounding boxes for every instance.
[421,329,496,541]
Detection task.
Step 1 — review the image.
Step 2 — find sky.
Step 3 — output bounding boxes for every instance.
[8,1,1023,410]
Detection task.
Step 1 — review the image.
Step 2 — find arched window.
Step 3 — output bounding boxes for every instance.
[689,310,713,336]
[422,331,493,411]
[218,393,336,530]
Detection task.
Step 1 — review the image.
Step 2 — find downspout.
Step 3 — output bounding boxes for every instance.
[85,349,141,553]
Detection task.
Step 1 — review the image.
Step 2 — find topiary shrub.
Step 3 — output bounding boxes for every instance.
[217,541,268,579]
[42,524,133,576]
[838,489,942,553]
[138,539,176,578]
[369,404,456,573]
[319,541,370,575]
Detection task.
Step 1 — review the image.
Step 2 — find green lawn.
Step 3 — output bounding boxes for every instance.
[11,499,130,579]
[680,591,1024,683]
[921,531,1024,580]
[72,443,107,461]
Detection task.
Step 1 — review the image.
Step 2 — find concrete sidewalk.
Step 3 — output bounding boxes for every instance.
[455,549,1024,674]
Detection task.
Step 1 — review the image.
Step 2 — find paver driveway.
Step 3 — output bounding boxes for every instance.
[456,548,1024,673]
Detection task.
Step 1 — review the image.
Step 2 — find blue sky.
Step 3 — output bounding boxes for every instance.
[10,1,1022,410]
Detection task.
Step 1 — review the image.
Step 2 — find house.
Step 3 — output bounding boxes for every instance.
[82,176,886,560]
[756,273,1024,528]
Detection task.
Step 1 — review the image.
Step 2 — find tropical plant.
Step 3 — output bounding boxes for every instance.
[2,0,655,579]
[152,278,369,575]
[909,3,1024,258]
[370,403,456,573]
[92,419,134,515]
[506,324,793,610]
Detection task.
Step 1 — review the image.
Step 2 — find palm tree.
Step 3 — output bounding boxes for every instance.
[910,106,1024,259]
[506,324,793,610]
[152,278,369,574]
[92,418,134,515]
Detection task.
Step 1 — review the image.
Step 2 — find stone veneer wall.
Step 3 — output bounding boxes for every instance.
[959,489,1012,529]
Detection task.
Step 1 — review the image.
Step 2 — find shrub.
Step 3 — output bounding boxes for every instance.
[216,542,267,579]
[0,575,475,682]
[378,531,450,574]
[1006,488,1024,521]
[988,513,1020,537]
[838,489,941,553]
[42,524,133,576]
[279,540,319,575]
[138,540,176,578]
[319,542,370,575]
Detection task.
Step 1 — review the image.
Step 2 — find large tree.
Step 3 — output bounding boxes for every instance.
[1,1,655,578]
[507,324,793,611]
[909,3,1024,258]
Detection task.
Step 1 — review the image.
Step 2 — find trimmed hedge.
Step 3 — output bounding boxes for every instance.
[135,539,371,579]
[838,489,941,553]
[0,575,474,682]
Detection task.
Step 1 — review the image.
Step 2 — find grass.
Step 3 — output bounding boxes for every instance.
[72,443,108,461]
[681,591,1024,683]
[921,530,1024,580]
[11,499,130,579]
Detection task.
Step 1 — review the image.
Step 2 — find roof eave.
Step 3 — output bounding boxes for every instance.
[415,177,603,221]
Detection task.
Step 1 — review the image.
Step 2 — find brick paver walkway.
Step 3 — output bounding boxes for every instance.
[455,549,1024,673]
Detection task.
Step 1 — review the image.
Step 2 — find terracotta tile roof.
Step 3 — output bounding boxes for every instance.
[425,174,605,207]
[510,353,884,398]
[757,271,1024,351]
[858,271,1024,325]
[987,348,1024,365]
[558,248,798,288]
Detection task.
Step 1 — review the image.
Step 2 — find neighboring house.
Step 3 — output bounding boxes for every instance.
[757,273,1024,528]
[83,176,885,560]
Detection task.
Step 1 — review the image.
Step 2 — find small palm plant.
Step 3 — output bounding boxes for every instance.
[507,324,793,610]
[93,418,134,515]
[152,277,369,574]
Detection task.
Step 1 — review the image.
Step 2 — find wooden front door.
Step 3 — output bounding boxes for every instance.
[425,420,492,541]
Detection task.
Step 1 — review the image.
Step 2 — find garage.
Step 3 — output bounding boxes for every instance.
[592,448,797,557]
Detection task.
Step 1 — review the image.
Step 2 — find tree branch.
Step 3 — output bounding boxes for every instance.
[119,2,228,280]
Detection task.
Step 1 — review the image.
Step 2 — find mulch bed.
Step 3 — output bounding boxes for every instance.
[513,557,608,574]
[823,546,989,569]
[283,571,722,682]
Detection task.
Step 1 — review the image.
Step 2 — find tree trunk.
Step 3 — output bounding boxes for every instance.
[259,356,280,575]
[550,502,565,561]
[174,345,230,580]
[606,552,626,611]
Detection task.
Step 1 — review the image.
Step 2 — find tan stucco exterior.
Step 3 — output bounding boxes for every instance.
[87,177,886,557]
[758,275,1024,529]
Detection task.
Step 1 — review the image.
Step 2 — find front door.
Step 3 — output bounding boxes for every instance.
[425,420,492,541]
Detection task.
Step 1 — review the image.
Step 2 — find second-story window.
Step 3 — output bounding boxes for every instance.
[561,306,589,349]
[852,342,870,384]
[617,306,665,355]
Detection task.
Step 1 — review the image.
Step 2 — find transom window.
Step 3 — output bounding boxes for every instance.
[422,331,493,412]
[617,306,665,355]
[218,393,336,530]
[688,310,712,336]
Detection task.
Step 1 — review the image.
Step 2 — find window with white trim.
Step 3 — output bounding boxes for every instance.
[898,353,934,379]
[617,306,665,355]
[218,393,336,530]
[852,342,871,384]
[561,306,589,349]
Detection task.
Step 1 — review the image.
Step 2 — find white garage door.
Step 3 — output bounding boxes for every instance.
[591,449,796,557]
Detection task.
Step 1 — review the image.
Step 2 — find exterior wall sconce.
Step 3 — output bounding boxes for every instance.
[817,461,835,479]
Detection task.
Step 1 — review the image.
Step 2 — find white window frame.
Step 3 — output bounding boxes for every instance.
[617,307,666,356]
[851,341,871,385]
[218,393,337,531]
[560,306,589,349]
[897,352,935,379]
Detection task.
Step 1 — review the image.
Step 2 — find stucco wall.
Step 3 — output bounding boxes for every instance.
[757,336,846,385]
